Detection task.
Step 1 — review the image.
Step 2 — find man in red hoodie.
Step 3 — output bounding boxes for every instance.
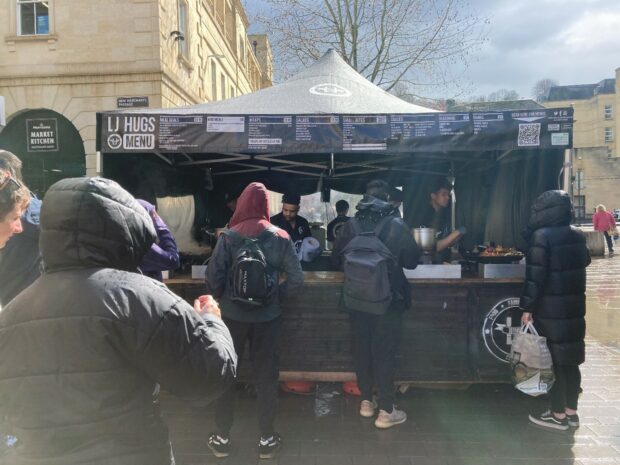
[206,182,303,459]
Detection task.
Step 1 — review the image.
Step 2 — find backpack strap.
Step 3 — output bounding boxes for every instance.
[221,228,243,244]
[373,215,394,237]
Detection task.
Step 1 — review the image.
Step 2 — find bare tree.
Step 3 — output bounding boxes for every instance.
[487,89,520,101]
[250,0,488,94]
[532,78,559,102]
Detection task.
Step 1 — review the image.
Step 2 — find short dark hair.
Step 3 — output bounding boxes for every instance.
[282,191,301,205]
[390,188,403,203]
[431,177,452,194]
[335,199,349,214]
[365,179,389,201]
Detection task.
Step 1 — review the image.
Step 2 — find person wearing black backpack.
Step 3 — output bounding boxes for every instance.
[205,182,303,459]
[332,179,421,429]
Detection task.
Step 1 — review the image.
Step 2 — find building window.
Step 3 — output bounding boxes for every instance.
[605,127,614,143]
[238,36,245,62]
[573,195,585,223]
[604,104,613,120]
[178,0,189,57]
[17,0,50,35]
[211,61,217,100]
[230,85,235,98]
[221,73,226,100]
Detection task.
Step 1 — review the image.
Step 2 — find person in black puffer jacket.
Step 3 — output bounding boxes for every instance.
[0,177,237,465]
[520,190,591,432]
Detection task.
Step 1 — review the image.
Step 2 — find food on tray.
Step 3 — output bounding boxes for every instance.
[470,243,523,257]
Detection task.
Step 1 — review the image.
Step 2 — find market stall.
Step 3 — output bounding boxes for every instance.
[97,50,574,383]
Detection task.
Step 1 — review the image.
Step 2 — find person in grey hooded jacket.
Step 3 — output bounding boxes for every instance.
[0,177,237,465]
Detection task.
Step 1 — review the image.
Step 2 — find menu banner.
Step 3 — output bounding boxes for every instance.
[99,109,573,154]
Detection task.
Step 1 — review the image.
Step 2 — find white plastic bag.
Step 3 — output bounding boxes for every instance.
[509,322,555,396]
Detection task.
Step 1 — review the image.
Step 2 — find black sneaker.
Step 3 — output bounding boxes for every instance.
[566,413,580,428]
[528,410,569,431]
[207,433,230,458]
[258,433,281,459]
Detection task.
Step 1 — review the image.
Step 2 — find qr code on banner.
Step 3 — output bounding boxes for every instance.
[518,123,541,147]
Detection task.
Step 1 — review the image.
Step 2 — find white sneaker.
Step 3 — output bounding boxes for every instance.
[359,399,377,418]
[374,407,407,428]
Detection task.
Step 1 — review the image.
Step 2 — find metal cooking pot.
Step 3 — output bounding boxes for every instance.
[413,227,437,252]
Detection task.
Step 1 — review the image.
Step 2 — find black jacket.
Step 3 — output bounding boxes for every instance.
[0,178,236,465]
[519,190,591,366]
[332,195,421,310]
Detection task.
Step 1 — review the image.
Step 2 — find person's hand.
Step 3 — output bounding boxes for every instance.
[457,226,467,235]
[521,312,533,325]
[194,295,221,319]
[278,272,288,285]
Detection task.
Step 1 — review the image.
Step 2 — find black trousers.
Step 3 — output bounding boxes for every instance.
[603,231,614,253]
[350,310,402,412]
[215,317,282,437]
[550,365,581,413]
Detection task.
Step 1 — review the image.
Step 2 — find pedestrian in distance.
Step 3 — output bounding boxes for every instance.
[592,204,616,256]
[0,177,237,465]
[520,190,591,432]
[332,179,421,429]
[206,182,304,459]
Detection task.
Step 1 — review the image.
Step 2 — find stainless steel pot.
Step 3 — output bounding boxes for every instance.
[413,227,437,252]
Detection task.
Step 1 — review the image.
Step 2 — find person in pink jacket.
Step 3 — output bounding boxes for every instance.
[592,204,616,256]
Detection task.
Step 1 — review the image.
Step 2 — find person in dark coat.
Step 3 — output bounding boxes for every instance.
[206,182,303,459]
[520,190,591,432]
[136,199,180,281]
[0,177,237,465]
[332,180,421,429]
[0,150,42,307]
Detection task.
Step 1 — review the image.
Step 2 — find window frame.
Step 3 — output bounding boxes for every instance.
[605,127,614,144]
[177,0,189,58]
[220,73,226,100]
[604,104,613,120]
[211,61,218,100]
[16,0,52,36]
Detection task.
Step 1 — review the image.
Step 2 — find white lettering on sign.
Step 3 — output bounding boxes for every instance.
[122,134,155,150]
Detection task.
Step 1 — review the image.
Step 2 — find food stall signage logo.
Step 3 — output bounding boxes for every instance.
[482,297,523,363]
[106,116,156,150]
[309,83,352,98]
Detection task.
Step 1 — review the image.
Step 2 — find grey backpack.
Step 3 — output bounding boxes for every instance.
[341,216,395,314]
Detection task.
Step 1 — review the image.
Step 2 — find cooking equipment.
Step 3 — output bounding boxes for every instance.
[413,227,436,252]
[462,251,524,264]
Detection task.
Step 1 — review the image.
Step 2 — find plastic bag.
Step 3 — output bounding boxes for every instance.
[509,322,555,396]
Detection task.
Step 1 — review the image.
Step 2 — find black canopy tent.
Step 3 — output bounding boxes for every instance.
[97,50,573,250]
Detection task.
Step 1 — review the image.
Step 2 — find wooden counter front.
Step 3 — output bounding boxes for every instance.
[166,272,524,383]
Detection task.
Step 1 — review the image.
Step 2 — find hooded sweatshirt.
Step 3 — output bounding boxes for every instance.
[206,182,303,322]
[519,190,591,365]
[0,177,236,465]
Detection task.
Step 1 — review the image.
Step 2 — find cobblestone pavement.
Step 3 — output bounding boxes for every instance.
[162,254,620,465]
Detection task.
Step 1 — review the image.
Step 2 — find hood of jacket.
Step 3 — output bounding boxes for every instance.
[40,177,156,272]
[524,190,572,238]
[228,182,288,238]
[355,195,394,221]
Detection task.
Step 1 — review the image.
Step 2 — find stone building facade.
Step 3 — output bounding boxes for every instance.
[544,69,619,220]
[0,0,272,195]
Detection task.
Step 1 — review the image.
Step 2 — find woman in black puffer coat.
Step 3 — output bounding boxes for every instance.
[520,190,591,431]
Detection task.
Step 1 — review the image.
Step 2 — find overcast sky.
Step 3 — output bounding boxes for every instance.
[245,0,620,100]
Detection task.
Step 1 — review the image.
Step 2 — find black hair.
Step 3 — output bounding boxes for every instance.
[431,177,452,194]
[365,179,389,201]
[335,199,349,214]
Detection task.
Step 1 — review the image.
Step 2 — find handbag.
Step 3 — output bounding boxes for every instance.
[509,322,555,396]
[608,226,619,238]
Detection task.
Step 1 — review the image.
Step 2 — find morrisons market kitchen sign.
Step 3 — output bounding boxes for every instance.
[27,118,59,152]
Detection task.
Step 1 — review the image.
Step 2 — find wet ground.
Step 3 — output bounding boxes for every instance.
[162,254,620,465]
